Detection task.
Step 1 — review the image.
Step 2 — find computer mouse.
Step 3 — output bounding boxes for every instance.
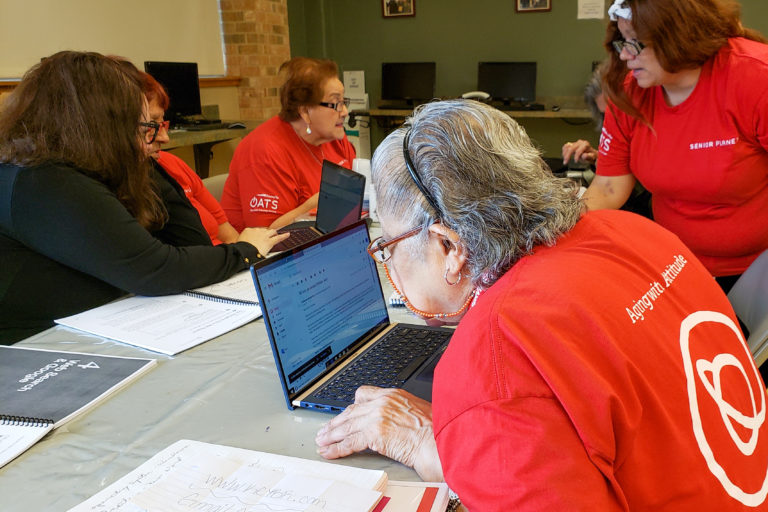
[552,105,561,112]
[228,122,246,129]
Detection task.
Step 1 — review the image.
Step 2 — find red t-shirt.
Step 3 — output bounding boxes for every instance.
[597,38,768,276]
[156,151,229,245]
[434,210,768,511]
[221,116,356,229]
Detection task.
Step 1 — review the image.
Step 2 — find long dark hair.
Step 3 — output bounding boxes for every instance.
[0,51,166,229]
[602,0,767,123]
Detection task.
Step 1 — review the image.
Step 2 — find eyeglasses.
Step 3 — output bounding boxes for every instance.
[139,120,170,144]
[612,38,646,57]
[318,98,351,113]
[367,226,425,263]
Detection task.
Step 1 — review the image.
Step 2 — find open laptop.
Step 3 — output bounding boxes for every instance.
[251,219,454,412]
[270,160,366,253]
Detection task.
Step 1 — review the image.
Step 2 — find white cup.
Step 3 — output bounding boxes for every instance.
[352,159,377,221]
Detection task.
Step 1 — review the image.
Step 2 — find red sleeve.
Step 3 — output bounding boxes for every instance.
[435,398,622,512]
[221,170,244,231]
[163,156,228,225]
[731,50,768,153]
[158,151,228,226]
[595,103,634,177]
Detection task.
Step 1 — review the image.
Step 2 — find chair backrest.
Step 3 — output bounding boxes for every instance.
[202,173,227,202]
[728,249,768,367]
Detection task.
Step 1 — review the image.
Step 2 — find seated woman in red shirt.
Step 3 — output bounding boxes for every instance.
[221,57,356,230]
[315,100,766,511]
[140,72,239,245]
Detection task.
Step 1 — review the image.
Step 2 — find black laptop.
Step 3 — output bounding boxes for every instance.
[270,160,365,253]
[250,219,454,412]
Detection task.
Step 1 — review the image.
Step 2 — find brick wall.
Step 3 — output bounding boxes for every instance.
[220,0,291,121]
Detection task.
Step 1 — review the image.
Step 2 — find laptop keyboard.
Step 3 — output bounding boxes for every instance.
[272,228,318,252]
[314,326,451,403]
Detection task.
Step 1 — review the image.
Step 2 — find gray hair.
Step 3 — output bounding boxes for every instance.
[371,99,583,289]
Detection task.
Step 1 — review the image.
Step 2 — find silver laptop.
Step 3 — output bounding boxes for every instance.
[271,160,366,253]
[250,219,453,412]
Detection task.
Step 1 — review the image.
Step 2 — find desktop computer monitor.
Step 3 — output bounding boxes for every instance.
[381,62,436,105]
[477,62,537,105]
[144,61,202,125]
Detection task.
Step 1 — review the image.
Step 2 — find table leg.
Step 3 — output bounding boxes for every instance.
[192,142,215,178]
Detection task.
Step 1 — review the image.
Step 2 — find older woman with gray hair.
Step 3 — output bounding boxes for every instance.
[315,100,765,511]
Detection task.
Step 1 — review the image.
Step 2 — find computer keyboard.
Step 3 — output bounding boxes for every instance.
[175,122,228,131]
[314,325,451,403]
[271,227,319,252]
[496,103,545,111]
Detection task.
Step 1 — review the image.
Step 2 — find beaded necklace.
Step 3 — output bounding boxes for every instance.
[382,262,477,319]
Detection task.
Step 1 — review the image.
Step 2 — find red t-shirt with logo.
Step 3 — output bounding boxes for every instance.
[156,151,229,245]
[596,38,768,276]
[221,116,356,229]
[433,210,768,511]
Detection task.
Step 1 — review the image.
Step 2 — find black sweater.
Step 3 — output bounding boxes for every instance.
[0,162,259,343]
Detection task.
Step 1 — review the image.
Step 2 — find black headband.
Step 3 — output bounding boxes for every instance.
[402,129,443,219]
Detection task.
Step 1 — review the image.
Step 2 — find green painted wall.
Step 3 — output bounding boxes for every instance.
[287,0,768,157]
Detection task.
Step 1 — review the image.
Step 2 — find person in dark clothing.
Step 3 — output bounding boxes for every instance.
[0,51,287,343]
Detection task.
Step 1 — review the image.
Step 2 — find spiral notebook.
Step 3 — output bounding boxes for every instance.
[55,272,260,355]
[0,346,156,468]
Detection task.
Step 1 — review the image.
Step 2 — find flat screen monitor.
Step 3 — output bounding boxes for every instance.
[381,62,436,104]
[144,61,202,124]
[477,62,537,104]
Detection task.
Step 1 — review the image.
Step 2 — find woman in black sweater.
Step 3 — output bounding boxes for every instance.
[0,51,287,343]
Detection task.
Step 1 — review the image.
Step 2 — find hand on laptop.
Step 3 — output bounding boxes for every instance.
[237,227,290,256]
[315,386,444,482]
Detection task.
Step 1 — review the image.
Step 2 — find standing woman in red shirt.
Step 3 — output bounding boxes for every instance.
[221,57,356,230]
[583,0,768,292]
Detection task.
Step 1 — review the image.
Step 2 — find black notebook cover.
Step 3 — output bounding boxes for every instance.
[0,346,156,427]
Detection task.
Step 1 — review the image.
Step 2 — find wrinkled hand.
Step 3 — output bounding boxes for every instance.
[237,227,289,256]
[562,139,598,165]
[315,386,444,482]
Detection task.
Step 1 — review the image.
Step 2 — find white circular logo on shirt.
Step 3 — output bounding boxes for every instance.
[680,311,768,506]
[249,194,278,212]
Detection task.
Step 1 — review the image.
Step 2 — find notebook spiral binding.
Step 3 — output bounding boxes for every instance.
[0,414,54,428]
[183,291,258,306]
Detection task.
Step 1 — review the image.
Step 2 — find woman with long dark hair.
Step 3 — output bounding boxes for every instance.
[0,51,286,343]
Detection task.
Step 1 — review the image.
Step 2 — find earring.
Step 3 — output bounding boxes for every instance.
[306,124,312,135]
[443,268,462,286]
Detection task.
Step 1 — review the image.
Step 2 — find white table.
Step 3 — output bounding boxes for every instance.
[0,254,422,511]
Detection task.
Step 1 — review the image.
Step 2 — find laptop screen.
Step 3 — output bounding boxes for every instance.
[315,161,366,234]
[253,221,390,397]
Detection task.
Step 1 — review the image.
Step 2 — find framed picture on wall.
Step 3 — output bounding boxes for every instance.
[516,0,551,12]
[382,0,415,18]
